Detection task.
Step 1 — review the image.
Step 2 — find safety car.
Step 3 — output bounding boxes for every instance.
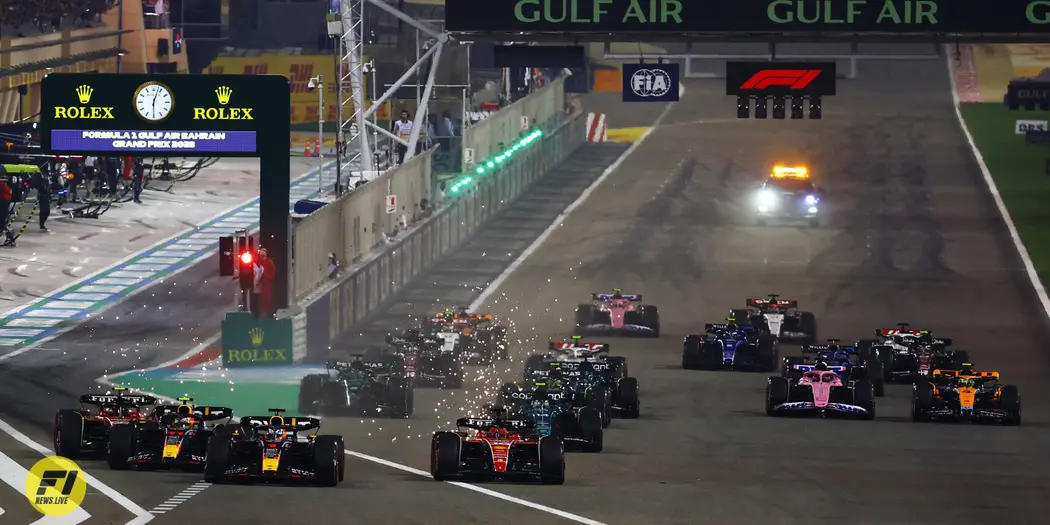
[754,165,825,227]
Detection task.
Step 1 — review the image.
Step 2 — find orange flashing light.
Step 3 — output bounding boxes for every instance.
[772,166,808,178]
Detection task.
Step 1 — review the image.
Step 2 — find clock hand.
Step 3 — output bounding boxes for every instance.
[152,89,159,113]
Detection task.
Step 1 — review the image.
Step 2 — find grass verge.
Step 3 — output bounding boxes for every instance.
[960,102,1050,288]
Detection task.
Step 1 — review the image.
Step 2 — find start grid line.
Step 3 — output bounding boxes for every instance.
[0,161,338,354]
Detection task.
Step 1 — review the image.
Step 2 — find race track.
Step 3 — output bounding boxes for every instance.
[4,50,1050,524]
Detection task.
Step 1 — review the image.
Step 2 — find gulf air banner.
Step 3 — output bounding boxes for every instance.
[204,55,389,124]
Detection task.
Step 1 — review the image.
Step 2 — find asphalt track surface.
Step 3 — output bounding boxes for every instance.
[5,50,1050,524]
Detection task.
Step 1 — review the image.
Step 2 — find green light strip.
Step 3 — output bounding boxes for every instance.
[450,129,544,193]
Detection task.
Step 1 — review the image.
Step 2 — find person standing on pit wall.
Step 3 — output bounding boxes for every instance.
[132,157,145,203]
[252,247,276,319]
[392,109,413,165]
[33,172,50,232]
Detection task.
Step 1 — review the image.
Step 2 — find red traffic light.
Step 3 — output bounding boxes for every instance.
[240,251,253,264]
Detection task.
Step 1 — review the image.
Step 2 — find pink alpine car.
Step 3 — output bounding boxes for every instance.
[575,289,660,338]
[766,366,875,419]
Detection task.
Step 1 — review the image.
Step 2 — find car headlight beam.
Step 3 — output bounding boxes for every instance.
[804,194,818,205]
[757,190,776,210]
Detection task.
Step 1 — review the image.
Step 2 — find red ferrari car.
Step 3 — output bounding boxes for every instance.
[431,407,564,484]
[54,387,158,458]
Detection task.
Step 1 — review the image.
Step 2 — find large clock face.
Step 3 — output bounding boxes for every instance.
[134,82,174,122]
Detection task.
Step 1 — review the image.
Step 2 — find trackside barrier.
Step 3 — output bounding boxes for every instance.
[290,149,432,302]
[464,75,567,161]
[294,111,587,362]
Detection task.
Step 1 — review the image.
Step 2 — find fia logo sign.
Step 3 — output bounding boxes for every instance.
[623,63,680,103]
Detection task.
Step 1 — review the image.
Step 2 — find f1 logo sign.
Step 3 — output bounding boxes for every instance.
[726,62,837,97]
[740,70,823,90]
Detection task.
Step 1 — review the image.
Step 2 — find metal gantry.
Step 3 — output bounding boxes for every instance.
[330,0,451,193]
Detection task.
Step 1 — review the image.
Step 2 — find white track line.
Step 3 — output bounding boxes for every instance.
[344,449,606,525]
[148,482,211,515]
[0,420,152,525]
[945,47,1050,318]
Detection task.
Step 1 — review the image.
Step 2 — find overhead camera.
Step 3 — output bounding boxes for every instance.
[307,77,318,91]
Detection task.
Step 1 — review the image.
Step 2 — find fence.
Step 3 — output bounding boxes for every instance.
[298,112,586,360]
[463,75,567,161]
[291,149,432,302]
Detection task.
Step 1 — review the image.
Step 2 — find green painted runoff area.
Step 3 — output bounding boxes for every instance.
[113,375,301,417]
[960,103,1050,288]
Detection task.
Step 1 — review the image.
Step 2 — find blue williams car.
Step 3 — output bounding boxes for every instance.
[782,339,886,397]
[682,318,777,371]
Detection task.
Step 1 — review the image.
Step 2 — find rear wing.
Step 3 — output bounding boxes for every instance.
[932,369,999,380]
[549,341,610,355]
[239,415,320,431]
[547,359,615,377]
[705,323,755,333]
[455,417,533,430]
[80,394,156,407]
[593,293,641,301]
[328,356,401,374]
[802,343,856,355]
[746,297,797,308]
[155,405,233,422]
[876,328,928,337]
[385,334,442,347]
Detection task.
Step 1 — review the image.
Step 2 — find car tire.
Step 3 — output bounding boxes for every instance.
[313,435,342,486]
[1000,385,1021,426]
[698,341,722,370]
[617,377,640,419]
[640,305,660,337]
[431,431,461,481]
[853,379,876,420]
[912,380,933,422]
[298,374,326,414]
[682,335,703,370]
[574,304,595,330]
[106,423,136,470]
[203,427,233,483]
[587,387,612,428]
[766,376,790,416]
[54,409,83,459]
[578,407,603,453]
[388,377,413,418]
[538,436,565,485]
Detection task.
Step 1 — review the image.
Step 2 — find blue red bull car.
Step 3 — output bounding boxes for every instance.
[782,339,886,396]
[575,289,659,337]
[682,318,777,371]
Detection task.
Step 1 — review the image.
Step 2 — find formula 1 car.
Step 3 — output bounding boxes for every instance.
[782,339,886,396]
[54,387,158,459]
[575,289,660,337]
[386,329,464,388]
[546,358,640,424]
[499,379,603,452]
[731,294,817,343]
[422,308,510,364]
[858,324,969,383]
[430,407,565,484]
[682,319,777,372]
[204,409,345,486]
[754,165,825,227]
[297,353,413,417]
[766,364,875,419]
[912,365,1020,425]
[106,398,233,471]
[523,336,629,381]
